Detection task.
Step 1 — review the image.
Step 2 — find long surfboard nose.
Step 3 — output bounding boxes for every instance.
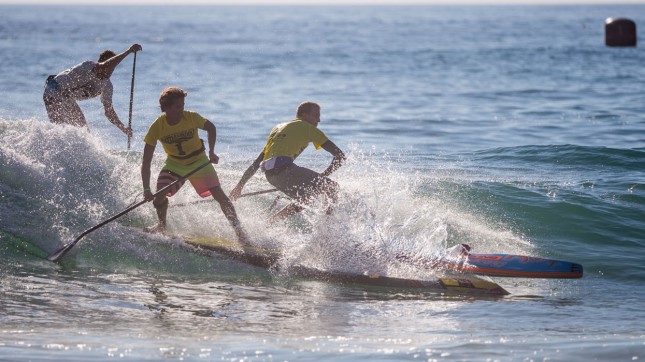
[464,254,584,279]
[569,262,584,277]
[396,248,584,279]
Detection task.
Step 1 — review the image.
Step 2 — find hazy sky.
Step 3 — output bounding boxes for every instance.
[3,0,645,4]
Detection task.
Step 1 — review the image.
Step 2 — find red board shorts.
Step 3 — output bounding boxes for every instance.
[156,154,220,198]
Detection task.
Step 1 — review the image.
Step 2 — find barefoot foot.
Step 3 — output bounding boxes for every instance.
[143,224,166,234]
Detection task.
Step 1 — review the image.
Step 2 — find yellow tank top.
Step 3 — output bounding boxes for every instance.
[262,119,329,161]
[144,111,208,165]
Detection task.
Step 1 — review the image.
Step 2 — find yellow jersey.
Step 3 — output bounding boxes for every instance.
[262,119,329,161]
[144,111,208,165]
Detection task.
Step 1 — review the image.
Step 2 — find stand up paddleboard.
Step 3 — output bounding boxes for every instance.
[396,244,584,279]
[182,235,509,296]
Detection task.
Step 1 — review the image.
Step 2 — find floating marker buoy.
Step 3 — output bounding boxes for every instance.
[605,17,637,47]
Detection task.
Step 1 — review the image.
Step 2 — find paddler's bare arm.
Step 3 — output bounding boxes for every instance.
[104,101,132,137]
[141,143,155,200]
[204,120,219,164]
[229,152,264,201]
[94,44,142,79]
[321,140,345,177]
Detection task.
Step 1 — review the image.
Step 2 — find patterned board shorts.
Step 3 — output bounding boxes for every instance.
[157,155,220,198]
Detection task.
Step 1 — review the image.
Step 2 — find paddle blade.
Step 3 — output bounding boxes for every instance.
[47,239,79,262]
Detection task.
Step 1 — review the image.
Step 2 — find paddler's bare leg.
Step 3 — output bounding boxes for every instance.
[144,196,168,233]
[268,203,305,224]
[323,181,339,215]
[210,186,250,247]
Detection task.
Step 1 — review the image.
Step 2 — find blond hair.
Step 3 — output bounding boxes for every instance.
[296,101,320,118]
[159,87,187,112]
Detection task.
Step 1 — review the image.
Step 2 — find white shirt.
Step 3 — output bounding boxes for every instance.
[54,61,113,106]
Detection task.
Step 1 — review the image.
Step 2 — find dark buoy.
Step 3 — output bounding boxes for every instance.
[605,17,637,47]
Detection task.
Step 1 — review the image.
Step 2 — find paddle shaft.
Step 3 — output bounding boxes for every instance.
[240,188,278,197]
[47,160,212,262]
[173,188,279,208]
[127,52,137,150]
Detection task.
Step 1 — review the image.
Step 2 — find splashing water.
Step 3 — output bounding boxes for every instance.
[1,119,531,278]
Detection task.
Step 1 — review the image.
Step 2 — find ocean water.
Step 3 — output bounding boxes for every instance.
[1,4,645,361]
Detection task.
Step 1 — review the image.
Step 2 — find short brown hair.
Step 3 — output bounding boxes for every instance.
[296,101,320,118]
[98,50,116,63]
[159,87,187,112]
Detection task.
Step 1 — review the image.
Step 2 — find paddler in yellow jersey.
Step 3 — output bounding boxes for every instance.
[229,101,346,224]
[141,87,247,244]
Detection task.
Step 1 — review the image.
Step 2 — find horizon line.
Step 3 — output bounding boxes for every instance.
[2,0,645,5]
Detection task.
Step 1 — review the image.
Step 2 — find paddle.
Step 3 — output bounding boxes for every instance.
[47,160,212,262]
[127,51,137,150]
[239,188,278,197]
[173,188,278,208]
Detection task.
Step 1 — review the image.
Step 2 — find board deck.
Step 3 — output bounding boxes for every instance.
[397,245,584,279]
[183,236,509,296]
